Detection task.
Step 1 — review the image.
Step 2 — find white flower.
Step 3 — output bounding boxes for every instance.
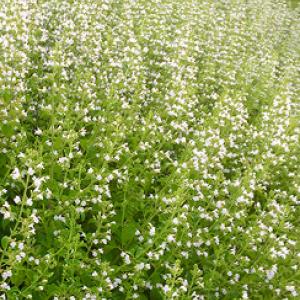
[242,291,248,299]
[135,262,145,271]
[37,163,44,169]
[167,234,175,243]
[26,198,33,206]
[27,167,35,176]
[33,177,43,189]
[286,286,298,297]
[11,168,21,180]
[17,152,25,158]
[121,252,131,265]
[58,157,68,164]
[0,283,10,290]
[34,128,43,135]
[172,218,179,225]
[162,285,170,293]
[266,265,277,280]
[92,271,98,277]
[3,211,11,219]
[2,270,12,280]
[124,255,131,265]
[149,227,155,236]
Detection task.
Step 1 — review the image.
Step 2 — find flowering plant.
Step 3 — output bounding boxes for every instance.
[0,0,299,299]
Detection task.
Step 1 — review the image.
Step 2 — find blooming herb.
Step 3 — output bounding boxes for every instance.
[0,0,299,299]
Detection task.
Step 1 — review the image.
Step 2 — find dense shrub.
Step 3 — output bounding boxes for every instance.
[0,0,299,299]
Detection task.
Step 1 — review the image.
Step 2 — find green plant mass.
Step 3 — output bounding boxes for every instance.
[0,0,299,299]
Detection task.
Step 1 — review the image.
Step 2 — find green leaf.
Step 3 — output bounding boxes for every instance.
[1,236,9,249]
[11,269,25,287]
[44,284,61,297]
[0,154,8,177]
[150,270,162,284]
[0,153,7,166]
[150,288,163,300]
[1,90,13,102]
[81,137,95,151]
[80,212,86,221]
[121,223,136,245]
[47,180,60,197]
[1,124,14,137]
[53,137,65,150]
[140,293,148,300]
[53,164,64,181]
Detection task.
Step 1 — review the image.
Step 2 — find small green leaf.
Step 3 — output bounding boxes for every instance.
[80,212,86,221]
[53,137,65,150]
[150,288,163,300]
[1,90,13,102]
[121,223,136,245]
[11,269,25,287]
[1,124,14,137]
[1,236,9,249]
[0,153,7,166]
[0,154,8,177]
[140,293,148,300]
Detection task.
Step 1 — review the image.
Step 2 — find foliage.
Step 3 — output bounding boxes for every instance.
[0,0,299,299]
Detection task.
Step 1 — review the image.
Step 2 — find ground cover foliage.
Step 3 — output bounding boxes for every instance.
[0,0,299,299]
